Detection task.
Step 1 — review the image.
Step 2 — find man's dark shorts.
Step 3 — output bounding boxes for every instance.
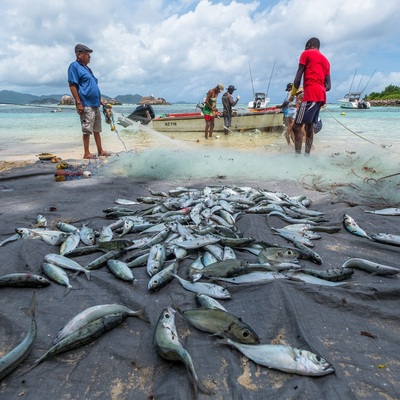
[294,101,323,125]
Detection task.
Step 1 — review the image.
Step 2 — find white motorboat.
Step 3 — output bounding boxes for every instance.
[247,92,270,110]
[338,92,371,109]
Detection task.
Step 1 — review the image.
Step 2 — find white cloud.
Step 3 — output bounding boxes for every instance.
[0,0,399,102]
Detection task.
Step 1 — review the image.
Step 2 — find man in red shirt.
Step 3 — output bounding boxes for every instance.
[290,37,331,155]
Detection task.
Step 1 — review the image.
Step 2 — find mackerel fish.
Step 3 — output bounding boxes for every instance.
[0,273,50,288]
[218,337,334,376]
[54,303,147,344]
[25,313,128,374]
[154,306,213,397]
[180,308,260,344]
[0,293,37,381]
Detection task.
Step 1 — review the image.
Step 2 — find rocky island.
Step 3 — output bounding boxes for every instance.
[139,96,170,105]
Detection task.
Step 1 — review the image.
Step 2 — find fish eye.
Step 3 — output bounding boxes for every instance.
[315,355,321,362]
[165,313,170,319]
[242,330,250,338]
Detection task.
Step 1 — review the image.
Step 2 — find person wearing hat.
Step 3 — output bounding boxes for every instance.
[289,37,331,155]
[68,44,110,159]
[222,85,240,135]
[203,83,224,139]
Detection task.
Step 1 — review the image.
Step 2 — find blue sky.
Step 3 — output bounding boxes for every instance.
[0,0,399,103]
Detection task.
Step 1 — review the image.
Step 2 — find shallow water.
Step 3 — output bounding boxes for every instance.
[1,103,400,202]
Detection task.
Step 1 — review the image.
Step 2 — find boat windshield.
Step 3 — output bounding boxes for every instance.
[254,92,266,101]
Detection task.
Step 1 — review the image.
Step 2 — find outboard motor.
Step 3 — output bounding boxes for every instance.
[126,104,155,125]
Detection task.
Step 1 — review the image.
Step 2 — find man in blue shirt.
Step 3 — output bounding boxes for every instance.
[68,44,110,159]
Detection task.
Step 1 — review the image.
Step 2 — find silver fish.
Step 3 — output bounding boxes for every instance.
[60,232,81,256]
[80,224,96,246]
[115,198,140,205]
[342,258,400,276]
[215,271,288,284]
[54,304,147,344]
[370,233,400,247]
[148,261,178,292]
[0,273,50,288]
[175,235,221,250]
[107,259,135,282]
[0,293,37,381]
[362,207,400,216]
[55,221,80,234]
[218,337,334,376]
[172,273,231,299]
[258,247,301,263]
[180,308,260,344]
[287,271,350,287]
[195,293,228,311]
[342,214,371,240]
[99,225,113,242]
[147,243,166,277]
[44,253,91,280]
[35,214,47,228]
[41,262,73,294]
[25,313,128,374]
[154,306,213,397]
[0,233,21,247]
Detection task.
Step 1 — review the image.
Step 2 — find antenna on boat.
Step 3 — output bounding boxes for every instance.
[360,68,377,94]
[265,61,275,98]
[249,62,255,98]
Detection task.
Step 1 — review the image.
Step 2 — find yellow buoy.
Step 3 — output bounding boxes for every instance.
[341,112,346,116]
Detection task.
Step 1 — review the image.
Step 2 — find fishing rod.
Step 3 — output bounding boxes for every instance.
[265,60,275,99]
[348,69,357,93]
[248,62,255,98]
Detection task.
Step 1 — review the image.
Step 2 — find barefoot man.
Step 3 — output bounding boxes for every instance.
[68,44,110,159]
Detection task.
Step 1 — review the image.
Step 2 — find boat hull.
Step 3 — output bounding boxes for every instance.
[148,110,283,133]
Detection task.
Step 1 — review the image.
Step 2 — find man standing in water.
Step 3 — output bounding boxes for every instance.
[68,44,110,159]
[203,83,224,139]
[222,85,240,135]
[289,37,331,155]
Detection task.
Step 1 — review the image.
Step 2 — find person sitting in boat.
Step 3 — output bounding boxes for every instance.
[222,85,240,135]
[253,97,262,108]
[203,83,224,139]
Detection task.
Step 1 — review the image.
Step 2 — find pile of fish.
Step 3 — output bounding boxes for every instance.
[1,184,400,394]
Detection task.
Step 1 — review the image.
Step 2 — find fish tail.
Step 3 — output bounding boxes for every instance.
[135,307,150,323]
[83,268,92,280]
[64,286,73,297]
[23,292,36,320]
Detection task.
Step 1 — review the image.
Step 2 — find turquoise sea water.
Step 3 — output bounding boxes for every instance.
[1,102,400,203]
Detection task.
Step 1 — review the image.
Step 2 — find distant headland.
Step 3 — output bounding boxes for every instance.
[0,90,171,106]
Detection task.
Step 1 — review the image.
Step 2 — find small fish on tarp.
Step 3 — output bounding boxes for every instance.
[342,258,400,276]
[362,207,400,216]
[0,273,51,288]
[115,198,140,205]
[217,337,334,376]
[179,308,260,344]
[154,306,213,397]
[342,214,372,240]
[370,233,400,247]
[0,293,37,381]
